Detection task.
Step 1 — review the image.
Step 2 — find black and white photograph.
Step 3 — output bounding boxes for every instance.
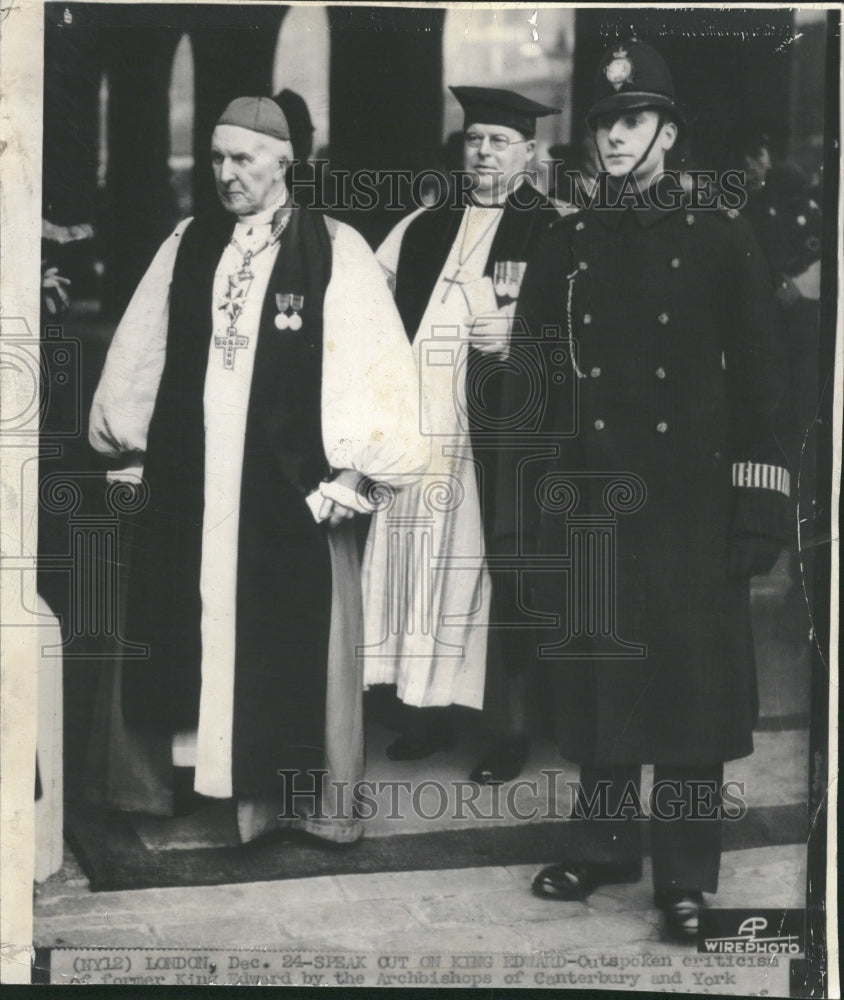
[0,2,839,993]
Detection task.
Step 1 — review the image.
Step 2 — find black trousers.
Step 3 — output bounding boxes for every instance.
[573,763,724,894]
[482,575,536,742]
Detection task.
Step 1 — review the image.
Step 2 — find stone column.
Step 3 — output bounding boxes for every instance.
[327,5,445,246]
[100,21,181,316]
[189,5,287,216]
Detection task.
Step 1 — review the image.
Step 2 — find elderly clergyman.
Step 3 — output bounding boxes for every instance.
[89,97,426,844]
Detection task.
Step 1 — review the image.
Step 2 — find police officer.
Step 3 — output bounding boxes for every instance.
[494,40,792,940]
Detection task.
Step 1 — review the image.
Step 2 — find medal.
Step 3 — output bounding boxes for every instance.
[275,293,291,329]
[274,293,304,331]
[289,294,304,330]
[493,261,526,302]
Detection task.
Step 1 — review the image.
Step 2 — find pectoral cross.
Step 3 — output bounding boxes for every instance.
[441,269,466,304]
[215,330,249,370]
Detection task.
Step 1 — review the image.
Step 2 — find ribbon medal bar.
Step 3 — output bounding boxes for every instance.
[493,260,527,302]
[275,293,304,331]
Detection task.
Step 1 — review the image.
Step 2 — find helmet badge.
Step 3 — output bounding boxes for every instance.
[605,47,633,92]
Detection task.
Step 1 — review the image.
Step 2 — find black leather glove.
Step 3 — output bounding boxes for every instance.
[727,536,782,579]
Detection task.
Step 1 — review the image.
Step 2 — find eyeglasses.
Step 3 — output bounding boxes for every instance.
[465,132,528,152]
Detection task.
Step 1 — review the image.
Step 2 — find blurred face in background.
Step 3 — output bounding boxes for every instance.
[743,145,771,193]
[463,123,535,204]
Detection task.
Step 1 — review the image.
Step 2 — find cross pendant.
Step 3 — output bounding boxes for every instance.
[441,269,464,303]
[214,331,249,371]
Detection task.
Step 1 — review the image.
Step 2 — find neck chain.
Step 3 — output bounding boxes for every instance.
[229,210,292,281]
[441,206,502,304]
[458,205,502,267]
[215,210,292,371]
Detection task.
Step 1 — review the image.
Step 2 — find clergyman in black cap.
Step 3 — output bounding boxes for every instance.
[493,40,792,941]
[361,86,573,783]
[88,96,427,846]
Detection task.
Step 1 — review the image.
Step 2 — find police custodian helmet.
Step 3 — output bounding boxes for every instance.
[586,39,687,138]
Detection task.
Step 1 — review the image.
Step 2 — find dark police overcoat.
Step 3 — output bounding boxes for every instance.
[494,185,792,767]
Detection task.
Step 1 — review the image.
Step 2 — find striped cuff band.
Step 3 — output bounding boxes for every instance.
[732,462,791,497]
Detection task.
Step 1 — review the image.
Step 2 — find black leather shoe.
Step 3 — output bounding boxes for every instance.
[469,737,529,784]
[532,861,641,901]
[655,889,703,942]
[386,730,455,761]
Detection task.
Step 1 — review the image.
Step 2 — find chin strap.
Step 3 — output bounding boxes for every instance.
[597,110,666,189]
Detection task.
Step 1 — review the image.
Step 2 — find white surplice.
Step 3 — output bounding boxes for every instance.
[195,209,281,796]
[90,207,428,808]
[361,204,506,709]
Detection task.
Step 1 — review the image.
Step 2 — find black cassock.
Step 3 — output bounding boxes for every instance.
[494,191,792,767]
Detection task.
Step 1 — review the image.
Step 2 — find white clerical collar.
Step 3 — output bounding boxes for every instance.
[470,174,526,209]
[234,195,290,230]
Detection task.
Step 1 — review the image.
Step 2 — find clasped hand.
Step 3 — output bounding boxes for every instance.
[466,302,516,355]
[310,468,365,527]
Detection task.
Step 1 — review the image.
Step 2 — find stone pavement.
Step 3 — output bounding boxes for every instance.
[35,724,809,963]
[32,718,811,993]
[34,843,804,954]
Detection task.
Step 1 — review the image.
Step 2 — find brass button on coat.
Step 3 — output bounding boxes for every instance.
[656,421,668,433]
[594,419,605,430]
